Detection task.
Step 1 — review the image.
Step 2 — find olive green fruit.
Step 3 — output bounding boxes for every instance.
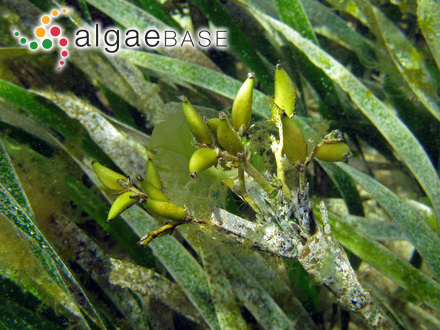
[107,191,138,221]
[145,160,163,190]
[274,64,296,117]
[92,161,127,190]
[143,199,187,221]
[138,177,169,202]
[315,142,352,162]
[217,112,244,156]
[232,72,254,131]
[189,148,218,178]
[282,116,307,164]
[179,95,213,145]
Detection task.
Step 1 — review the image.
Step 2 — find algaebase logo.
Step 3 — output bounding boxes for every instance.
[12,7,228,73]
[11,8,73,71]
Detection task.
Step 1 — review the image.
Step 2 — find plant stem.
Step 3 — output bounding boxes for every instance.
[219,151,276,196]
[239,158,276,196]
[238,167,261,213]
[273,125,292,197]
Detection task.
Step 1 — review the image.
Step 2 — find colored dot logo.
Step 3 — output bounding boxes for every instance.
[12,8,73,71]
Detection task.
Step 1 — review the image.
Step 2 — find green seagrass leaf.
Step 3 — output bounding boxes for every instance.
[336,162,440,281]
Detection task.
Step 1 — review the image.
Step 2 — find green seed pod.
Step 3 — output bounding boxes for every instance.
[189,148,218,178]
[179,95,213,145]
[282,116,307,164]
[145,160,163,190]
[138,177,169,202]
[207,118,221,143]
[315,142,352,162]
[274,64,296,117]
[108,191,138,221]
[217,112,244,156]
[143,199,187,221]
[232,72,254,131]
[92,161,127,190]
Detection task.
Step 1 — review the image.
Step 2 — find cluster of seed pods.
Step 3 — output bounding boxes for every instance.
[91,65,352,247]
[181,65,352,179]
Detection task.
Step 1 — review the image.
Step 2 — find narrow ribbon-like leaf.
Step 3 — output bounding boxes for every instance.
[417,0,440,71]
[342,215,407,241]
[354,0,440,121]
[218,252,296,329]
[275,0,318,43]
[336,162,440,280]
[118,206,220,329]
[0,275,66,329]
[0,138,105,328]
[300,0,376,65]
[190,0,273,93]
[319,161,364,217]
[0,47,29,60]
[86,0,219,71]
[326,211,440,312]
[119,49,270,117]
[200,248,247,329]
[0,79,112,164]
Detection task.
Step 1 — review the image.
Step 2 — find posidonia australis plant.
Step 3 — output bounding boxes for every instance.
[1,0,440,328]
[92,65,388,328]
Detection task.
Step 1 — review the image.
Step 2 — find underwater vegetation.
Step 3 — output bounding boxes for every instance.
[1,0,440,328]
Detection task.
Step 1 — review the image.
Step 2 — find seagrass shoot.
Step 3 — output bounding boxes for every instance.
[92,65,392,329]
